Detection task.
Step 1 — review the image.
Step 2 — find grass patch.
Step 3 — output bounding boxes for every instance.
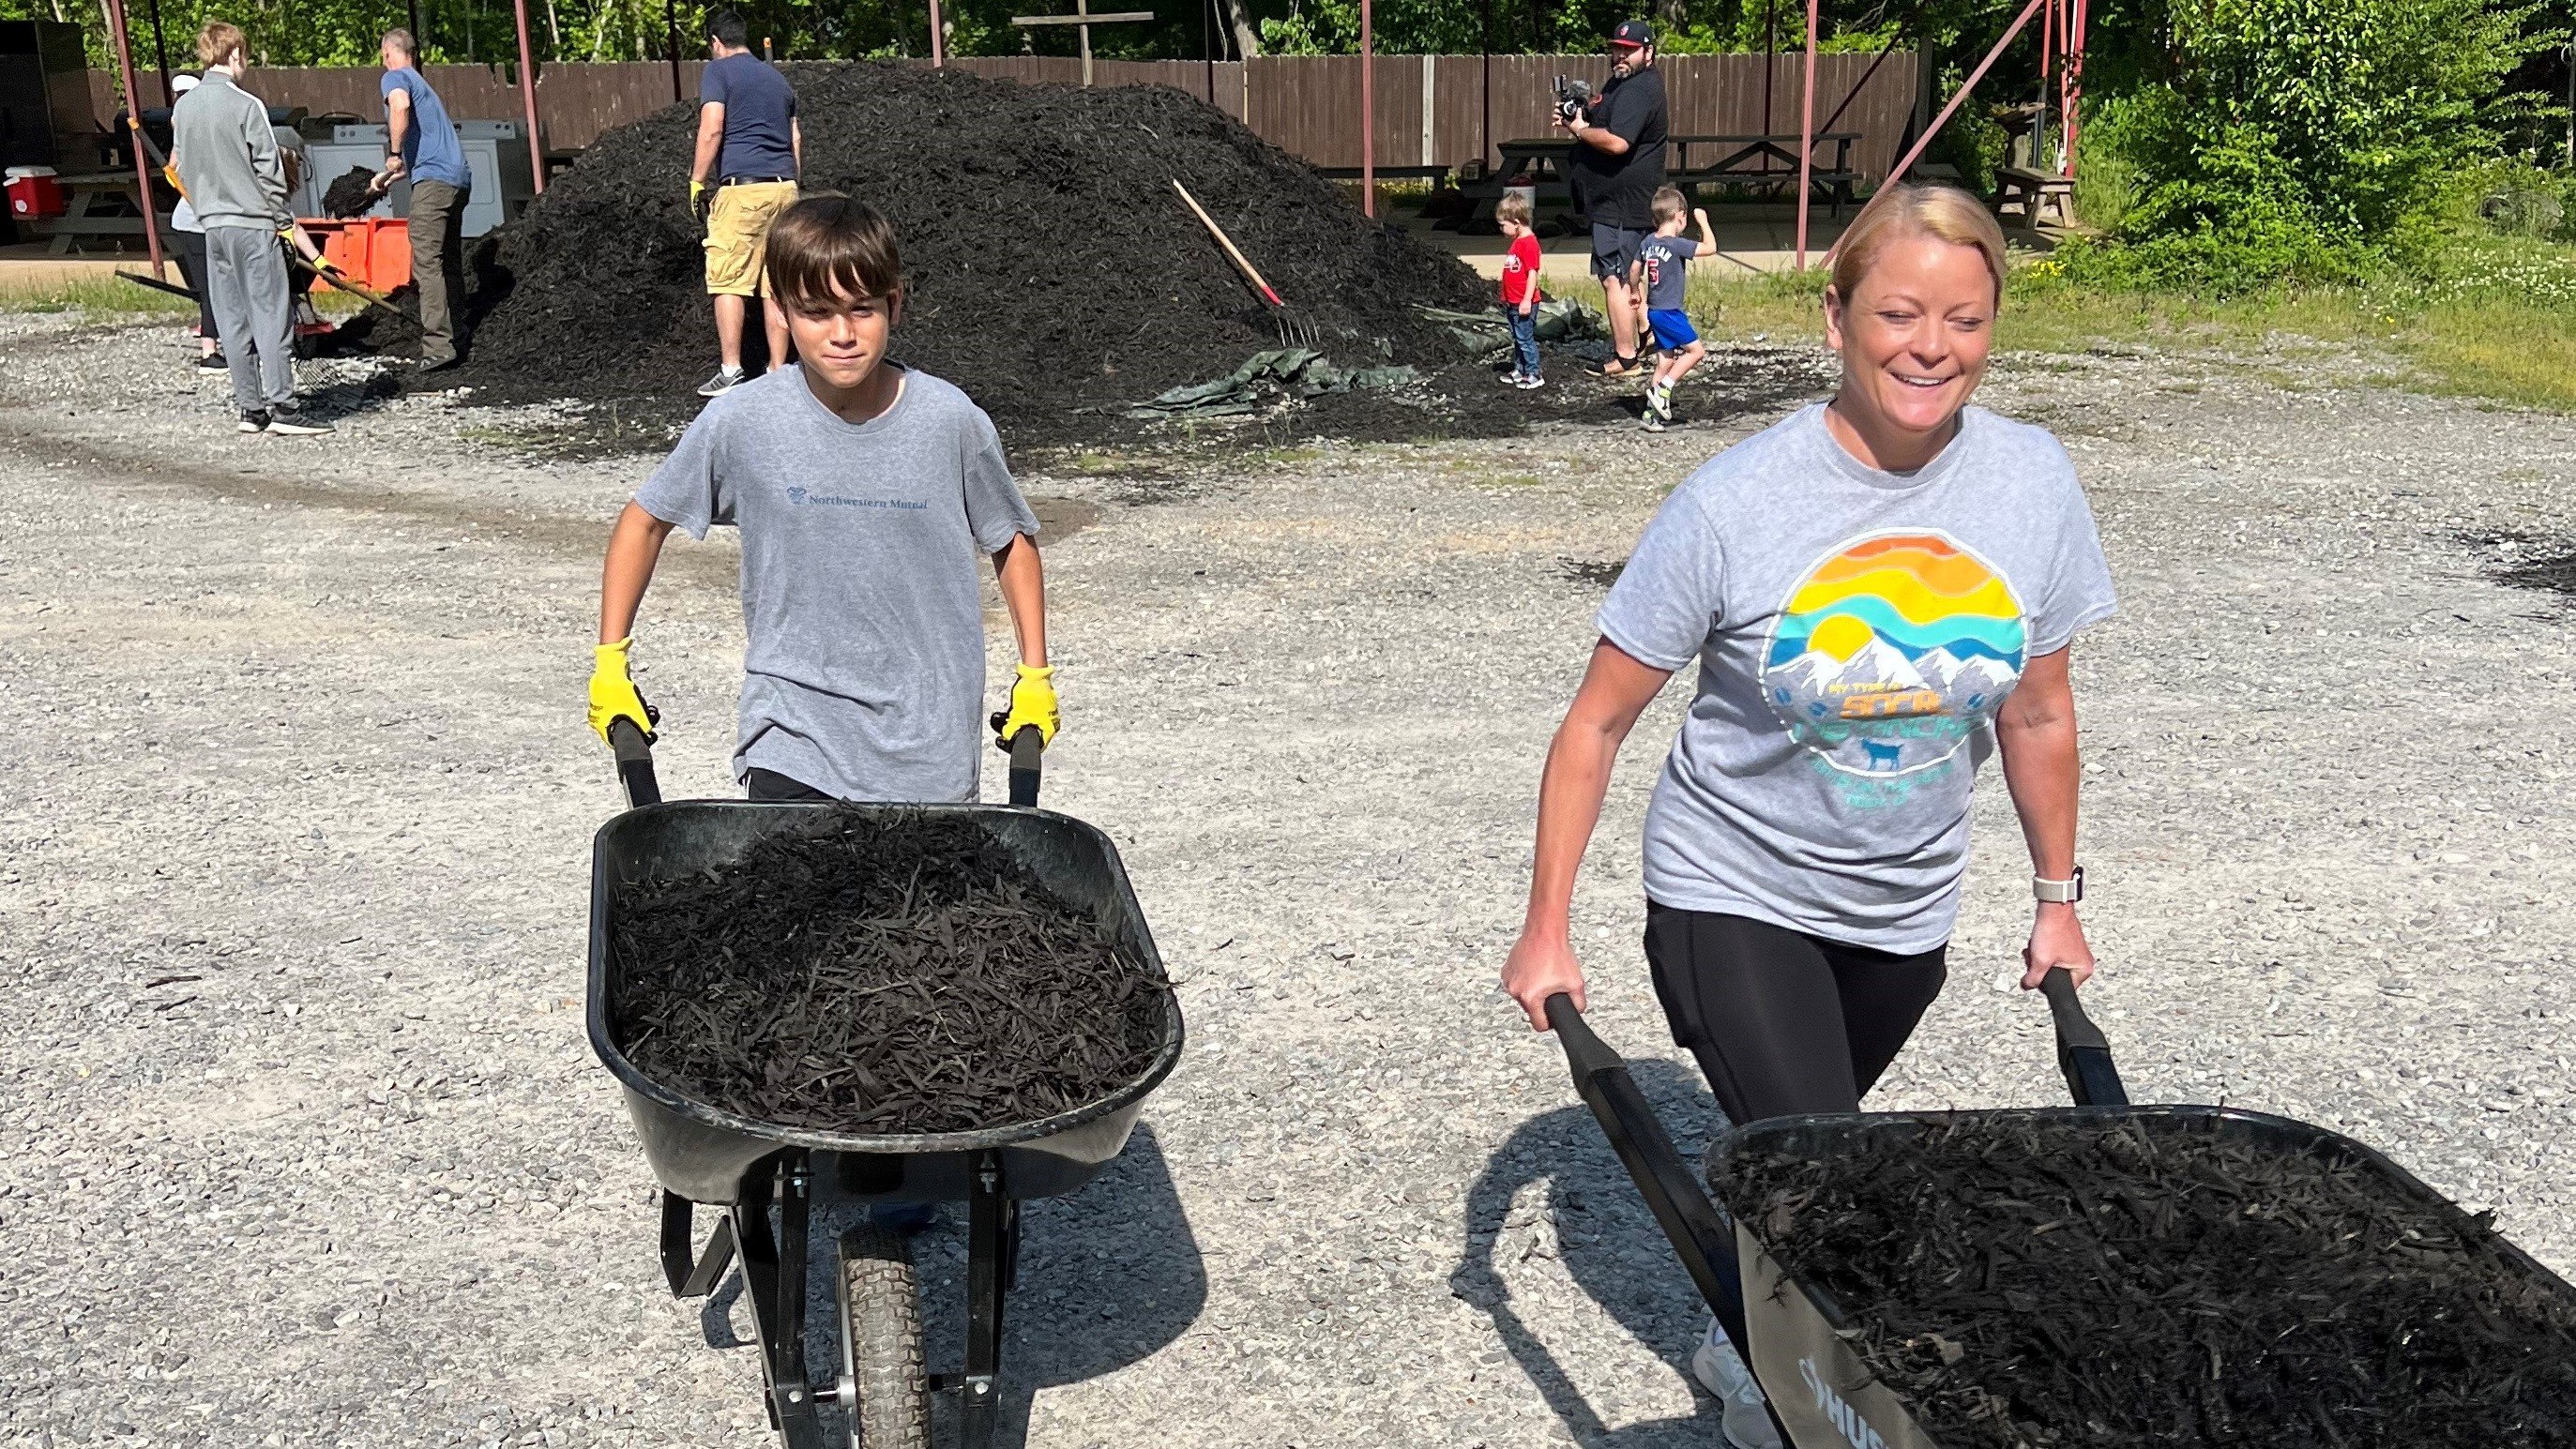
[1553,242,2576,413]
[1,273,198,316]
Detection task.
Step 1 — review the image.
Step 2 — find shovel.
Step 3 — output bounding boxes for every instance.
[1172,179,1316,349]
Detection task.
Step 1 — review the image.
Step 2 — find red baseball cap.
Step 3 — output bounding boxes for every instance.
[1610,20,1653,47]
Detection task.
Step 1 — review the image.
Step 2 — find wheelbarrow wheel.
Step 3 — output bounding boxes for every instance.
[836,1224,930,1449]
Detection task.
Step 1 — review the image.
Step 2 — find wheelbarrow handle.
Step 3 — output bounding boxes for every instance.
[608,717,662,809]
[1006,725,1042,808]
[2038,966,2129,1108]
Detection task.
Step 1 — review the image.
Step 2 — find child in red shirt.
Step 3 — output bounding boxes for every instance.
[1498,192,1544,389]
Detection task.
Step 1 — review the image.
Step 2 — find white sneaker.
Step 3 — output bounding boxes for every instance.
[1691,1320,1781,1449]
[696,365,744,398]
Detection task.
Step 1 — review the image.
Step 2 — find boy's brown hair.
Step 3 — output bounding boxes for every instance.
[1650,185,1687,225]
[1495,191,1534,230]
[765,194,903,310]
[196,20,247,68]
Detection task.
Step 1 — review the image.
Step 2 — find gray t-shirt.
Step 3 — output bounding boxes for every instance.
[1597,403,2116,952]
[634,367,1039,802]
[1635,233,1699,309]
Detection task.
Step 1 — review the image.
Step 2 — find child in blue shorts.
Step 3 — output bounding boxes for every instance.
[1630,187,1719,432]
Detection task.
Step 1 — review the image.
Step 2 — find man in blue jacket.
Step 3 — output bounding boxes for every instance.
[379,27,471,369]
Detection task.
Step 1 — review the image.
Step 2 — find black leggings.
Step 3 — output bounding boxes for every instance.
[746,768,831,801]
[1643,902,1947,1124]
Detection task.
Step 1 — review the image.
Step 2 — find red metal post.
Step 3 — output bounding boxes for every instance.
[100,0,165,277]
[1794,0,1821,268]
[511,0,547,191]
[1359,0,1374,218]
[1878,0,2048,191]
[2062,0,2086,177]
[930,0,946,66]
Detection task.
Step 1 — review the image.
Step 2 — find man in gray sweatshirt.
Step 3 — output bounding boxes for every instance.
[171,21,330,434]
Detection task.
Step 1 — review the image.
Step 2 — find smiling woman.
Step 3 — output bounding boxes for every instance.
[1497,183,2119,1445]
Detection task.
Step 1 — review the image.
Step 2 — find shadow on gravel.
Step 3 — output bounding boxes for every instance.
[1453,1060,1726,1448]
[2456,527,2576,609]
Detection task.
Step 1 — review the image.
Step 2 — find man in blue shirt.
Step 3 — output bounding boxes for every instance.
[688,9,801,397]
[378,28,471,369]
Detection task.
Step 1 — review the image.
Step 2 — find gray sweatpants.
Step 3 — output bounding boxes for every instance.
[205,224,295,412]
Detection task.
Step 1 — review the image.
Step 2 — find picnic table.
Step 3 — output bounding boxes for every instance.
[1455,130,1863,228]
[20,172,170,256]
[1669,131,1862,214]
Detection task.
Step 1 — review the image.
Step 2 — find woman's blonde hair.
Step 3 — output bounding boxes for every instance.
[1830,182,2008,307]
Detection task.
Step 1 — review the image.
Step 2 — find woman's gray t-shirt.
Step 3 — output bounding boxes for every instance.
[634,366,1039,802]
[1596,403,2116,952]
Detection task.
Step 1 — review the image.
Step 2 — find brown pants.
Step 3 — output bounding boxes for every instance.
[409,179,467,359]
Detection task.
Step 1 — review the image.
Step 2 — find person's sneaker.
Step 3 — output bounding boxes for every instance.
[416,348,461,371]
[237,409,270,433]
[696,365,744,398]
[1649,380,1675,419]
[1515,373,1545,389]
[1692,1321,1782,1449]
[197,351,230,373]
[1498,369,1526,385]
[1641,410,1666,432]
[266,401,334,435]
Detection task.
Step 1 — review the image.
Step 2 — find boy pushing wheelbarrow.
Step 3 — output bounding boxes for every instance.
[584,194,1060,802]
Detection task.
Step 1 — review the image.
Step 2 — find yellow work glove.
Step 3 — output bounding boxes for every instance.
[586,637,659,746]
[689,178,709,220]
[994,664,1059,749]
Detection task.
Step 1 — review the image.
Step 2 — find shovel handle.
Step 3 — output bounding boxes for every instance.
[609,718,661,809]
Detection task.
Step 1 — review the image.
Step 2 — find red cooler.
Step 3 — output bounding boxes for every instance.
[6,167,68,220]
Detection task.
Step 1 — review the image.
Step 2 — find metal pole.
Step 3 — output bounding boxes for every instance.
[100,0,165,277]
[1762,0,1776,132]
[1878,0,2048,192]
[144,0,170,102]
[1480,0,1492,171]
[510,0,547,191]
[1794,0,1819,268]
[1359,0,1374,218]
[1204,0,1215,102]
[665,0,683,102]
[409,0,424,58]
[930,0,946,66]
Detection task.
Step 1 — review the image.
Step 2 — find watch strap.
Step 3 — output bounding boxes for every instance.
[2034,866,2084,904]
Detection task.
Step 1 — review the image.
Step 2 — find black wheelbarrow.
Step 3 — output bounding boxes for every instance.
[1545,973,2576,1446]
[590,720,1185,1448]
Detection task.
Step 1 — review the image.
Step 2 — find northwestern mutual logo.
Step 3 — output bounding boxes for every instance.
[783,485,926,511]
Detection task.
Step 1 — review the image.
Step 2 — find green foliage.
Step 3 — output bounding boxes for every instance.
[2082,0,2555,292]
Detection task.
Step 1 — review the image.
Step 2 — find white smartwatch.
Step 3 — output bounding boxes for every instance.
[2034,867,2084,904]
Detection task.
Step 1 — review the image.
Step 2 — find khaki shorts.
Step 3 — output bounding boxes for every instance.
[704,180,799,297]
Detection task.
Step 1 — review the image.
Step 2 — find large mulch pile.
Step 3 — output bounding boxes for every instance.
[440,63,1490,439]
[1719,1115,2576,1446]
[609,808,1171,1136]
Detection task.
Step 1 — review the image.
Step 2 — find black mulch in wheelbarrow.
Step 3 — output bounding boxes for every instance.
[1721,1116,2576,1446]
[608,808,1169,1136]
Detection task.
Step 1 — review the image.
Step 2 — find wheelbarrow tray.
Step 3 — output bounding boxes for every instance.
[587,799,1184,1205]
[1706,1104,2576,1449]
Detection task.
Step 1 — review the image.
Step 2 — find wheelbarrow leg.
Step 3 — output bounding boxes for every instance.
[732,1157,828,1449]
[958,1149,1016,1449]
[660,1191,737,1298]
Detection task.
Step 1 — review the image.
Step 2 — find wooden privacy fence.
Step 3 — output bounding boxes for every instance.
[87,52,1917,178]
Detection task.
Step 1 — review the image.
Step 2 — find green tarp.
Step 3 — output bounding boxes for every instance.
[1128,348,1421,419]
[1416,297,1605,358]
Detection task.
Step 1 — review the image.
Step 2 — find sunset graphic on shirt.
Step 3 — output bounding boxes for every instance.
[1760,531,2027,780]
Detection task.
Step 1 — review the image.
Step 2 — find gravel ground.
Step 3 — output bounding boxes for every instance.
[5,311,2574,1449]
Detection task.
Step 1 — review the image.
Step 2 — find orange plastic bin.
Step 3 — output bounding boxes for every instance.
[303,217,412,294]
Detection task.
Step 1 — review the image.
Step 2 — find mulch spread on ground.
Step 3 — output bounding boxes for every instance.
[433,63,1487,439]
[1720,1116,2576,1446]
[609,809,1169,1136]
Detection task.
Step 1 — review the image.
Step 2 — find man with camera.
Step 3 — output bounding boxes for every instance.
[1555,19,1667,375]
